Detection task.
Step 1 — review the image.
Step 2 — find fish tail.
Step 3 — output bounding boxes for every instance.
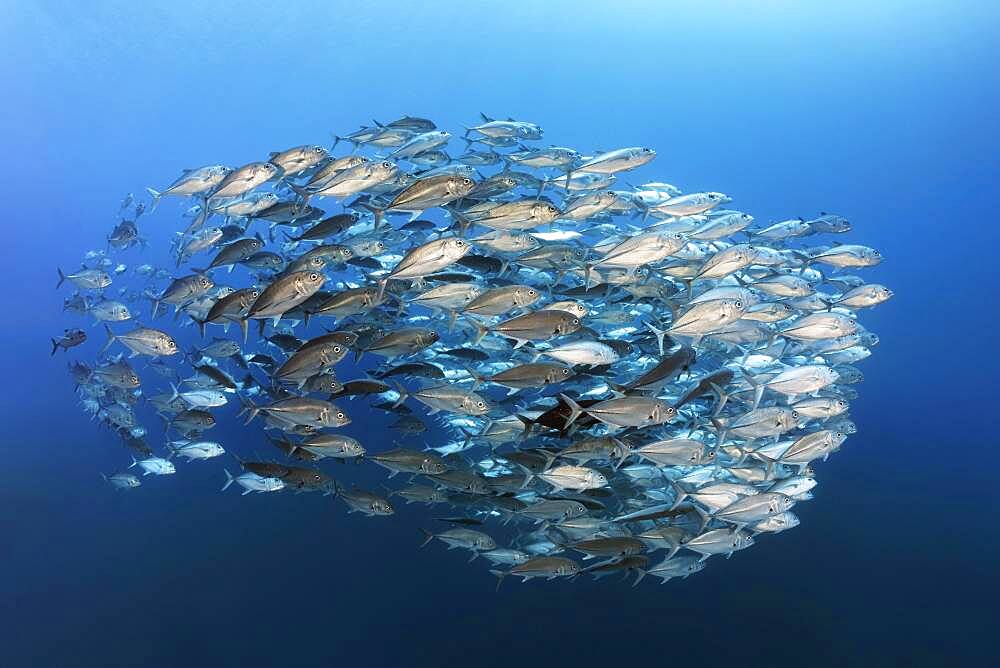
[669,480,688,510]
[514,414,534,441]
[50,338,59,356]
[221,468,234,492]
[490,569,507,592]
[101,324,116,354]
[128,455,138,470]
[419,528,435,548]
[370,207,384,232]
[558,392,583,429]
[463,365,485,390]
[188,198,210,234]
[643,320,668,357]
[239,397,260,425]
[56,267,65,289]
[470,318,488,345]
[190,314,206,338]
[168,382,180,404]
[391,383,408,408]
[145,187,161,213]
[740,367,764,410]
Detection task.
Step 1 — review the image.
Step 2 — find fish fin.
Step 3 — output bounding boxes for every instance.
[644,320,668,356]
[239,396,260,425]
[100,324,117,354]
[391,383,408,408]
[669,480,688,510]
[559,393,583,428]
[490,569,507,592]
[463,365,485,390]
[143,186,167,215]
[470,317,489,345]
[419,528,435,548]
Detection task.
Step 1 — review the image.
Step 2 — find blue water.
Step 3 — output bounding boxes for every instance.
[4,2,998,666]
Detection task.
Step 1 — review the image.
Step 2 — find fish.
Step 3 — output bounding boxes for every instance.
[51,328,87,355]
[55,113,889,589]
[101,472,141,489]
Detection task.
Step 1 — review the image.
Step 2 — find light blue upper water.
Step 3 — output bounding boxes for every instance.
[3,2,998,666]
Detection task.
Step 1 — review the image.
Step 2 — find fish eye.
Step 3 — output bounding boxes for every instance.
[477,401,485,408]
[333,346,342,353]
[462,178,472,185]
[562,368,570,375]
[735,300,742,308]
[310,273,319,280]
[381,161,392,168]
[455,240,464,246]
[572,318,579,325]
[337,412,345,419]
[314,474,321,480]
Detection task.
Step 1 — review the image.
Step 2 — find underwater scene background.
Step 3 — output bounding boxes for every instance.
[3,2,998,666]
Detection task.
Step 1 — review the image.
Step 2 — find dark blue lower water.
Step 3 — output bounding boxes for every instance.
[4,2,997,666]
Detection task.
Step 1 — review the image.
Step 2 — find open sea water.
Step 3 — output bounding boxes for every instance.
[3,2,998,666]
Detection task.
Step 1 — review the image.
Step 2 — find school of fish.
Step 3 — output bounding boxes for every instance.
[57,113,892,587]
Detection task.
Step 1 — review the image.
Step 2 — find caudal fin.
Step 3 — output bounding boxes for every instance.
[101,324,117,354]
[644,320,668,357]
[221,468,234,491]
[56,268,66,289]
[145,187,162,213]
[238,397,260,425]
[559,392,583,429]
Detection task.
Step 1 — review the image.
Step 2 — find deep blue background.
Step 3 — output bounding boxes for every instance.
[4,2,998,666]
